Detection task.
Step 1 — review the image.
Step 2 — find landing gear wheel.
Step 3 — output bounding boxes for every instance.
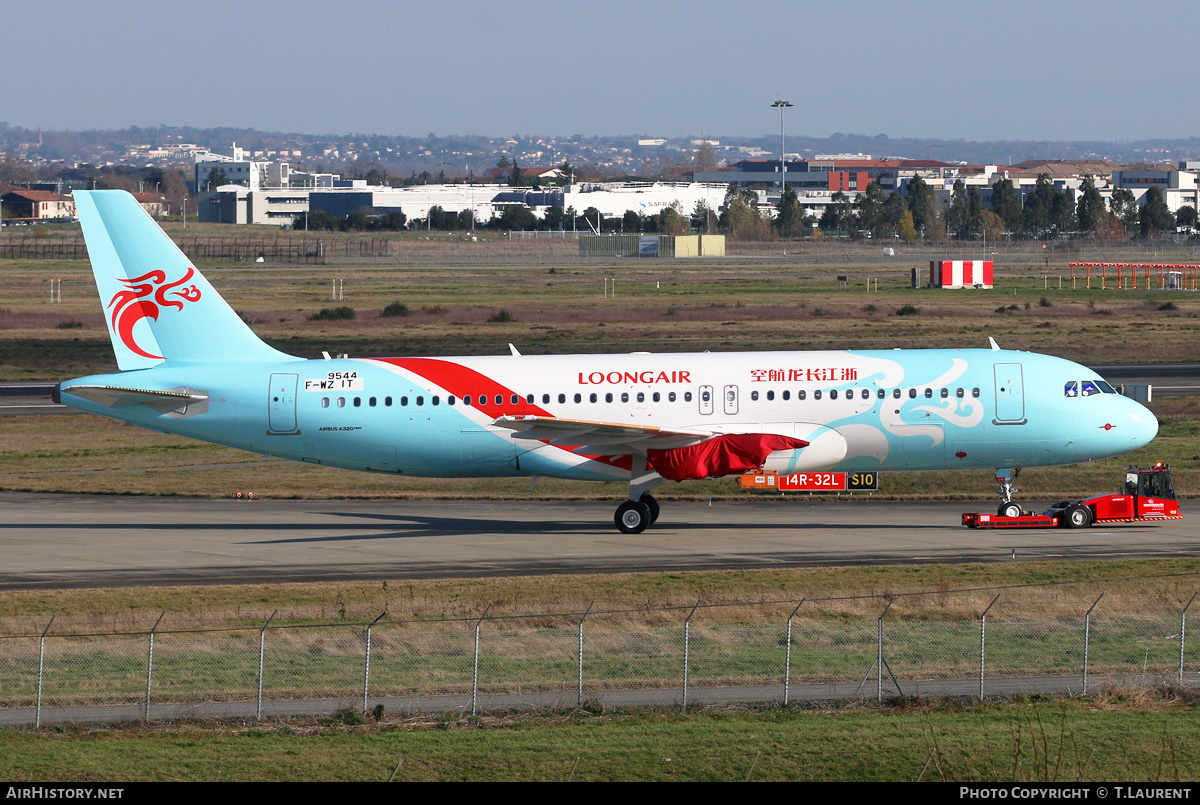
[641,494,660,525]
[615,500,652,534]
[998,501,1023,518]
[1064,503,1092,529]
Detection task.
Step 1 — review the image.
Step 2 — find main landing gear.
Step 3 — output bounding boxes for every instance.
[995,467,1024,518]
[615,469,663,534]
[615,494,660,534]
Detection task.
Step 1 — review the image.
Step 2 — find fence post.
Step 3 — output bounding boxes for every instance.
[35,616,54,729]
[683,599,700,712]
[980,594,1000,700]
[1181,593,1197,685]
[256,610,277,720]
[1083,594,1104,694]
[783,599,805,706]
[577,602,594,707]
[878,600,893,702]
[363,611,387,712]
[471,603,493,716]
[144,612,165,721]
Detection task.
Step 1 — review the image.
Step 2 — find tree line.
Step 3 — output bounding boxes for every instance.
[792,174,1190,242]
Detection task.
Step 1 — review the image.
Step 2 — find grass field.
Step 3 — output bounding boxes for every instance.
[2,258,1199,382]
[2,696,1198,782]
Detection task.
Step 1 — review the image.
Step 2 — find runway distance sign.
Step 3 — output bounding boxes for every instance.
[778,471,879,492]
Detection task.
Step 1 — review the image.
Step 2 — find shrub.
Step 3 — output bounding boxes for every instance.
[895,304,920,316]
[1039,296,1053,307]
[487,309,515,323]
[55,320,83,330]
[309,306,355,321]
[381,301,410,317]
[1159,301,1179,311]
[422,305,447,315]
[320,706,365,726]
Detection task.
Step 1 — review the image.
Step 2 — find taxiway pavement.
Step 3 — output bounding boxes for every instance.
[1,494,1195,589]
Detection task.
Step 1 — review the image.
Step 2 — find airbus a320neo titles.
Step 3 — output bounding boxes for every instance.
[57,190,1159,533]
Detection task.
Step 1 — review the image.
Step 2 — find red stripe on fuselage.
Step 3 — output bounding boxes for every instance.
[375,357,634,472]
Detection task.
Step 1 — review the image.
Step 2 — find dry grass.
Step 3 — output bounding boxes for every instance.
[1,261,1199,381]
[0,557,1196,635]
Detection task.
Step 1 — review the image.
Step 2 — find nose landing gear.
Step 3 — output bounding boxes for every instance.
[995,467,1024,517]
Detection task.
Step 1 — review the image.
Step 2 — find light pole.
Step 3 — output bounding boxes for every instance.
[771,100,793,199]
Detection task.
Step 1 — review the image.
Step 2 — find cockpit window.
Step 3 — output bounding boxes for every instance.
[1064,381,1078,398]
[1096,380,1116,394]
[1081,380,1100,397]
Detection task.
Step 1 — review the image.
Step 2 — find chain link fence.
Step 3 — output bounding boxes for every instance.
[3,231,1200,267]
[1,587,1196,727]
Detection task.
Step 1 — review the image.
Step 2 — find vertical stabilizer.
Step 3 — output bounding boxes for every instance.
[75,190,293,368]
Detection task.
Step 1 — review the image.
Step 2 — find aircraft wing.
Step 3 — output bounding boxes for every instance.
[61,385,208,416]
[493,415,714,455]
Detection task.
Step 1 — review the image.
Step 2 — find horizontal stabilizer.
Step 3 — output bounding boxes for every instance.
[62,385,208,418]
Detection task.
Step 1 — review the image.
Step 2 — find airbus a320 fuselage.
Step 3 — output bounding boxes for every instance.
[58,191,1159,533]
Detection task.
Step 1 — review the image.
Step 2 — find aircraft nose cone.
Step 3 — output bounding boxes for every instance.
[1125,402,1159,449]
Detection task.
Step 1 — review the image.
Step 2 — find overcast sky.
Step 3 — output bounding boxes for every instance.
[2,0,1191,142]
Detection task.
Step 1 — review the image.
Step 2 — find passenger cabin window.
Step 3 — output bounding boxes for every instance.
[464,395,472,406]
[558,393,566,404]
[684,392,693,402]
[813,390,822,400]
[385,396,393,407]
[605,393,613,403]
[321,398,330,408]
[892,389,901,399]
[783,390,791,401]
[369,397,377,407]
[621,392,629,403]
[798,390,806,400]
[972,388,980,398]
[829,390,837,400]
[956,388,964,398]
[589,393,597,403]
[751,391,759,401]
[573,393,582,403]
[877,389,885,399]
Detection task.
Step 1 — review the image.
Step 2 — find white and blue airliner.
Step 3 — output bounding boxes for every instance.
[58,191,1159,533]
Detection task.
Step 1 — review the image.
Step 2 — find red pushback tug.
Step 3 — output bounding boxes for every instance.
[963,464,1182,529]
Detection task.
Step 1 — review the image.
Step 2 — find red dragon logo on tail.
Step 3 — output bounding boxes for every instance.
[107,267,202,359]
